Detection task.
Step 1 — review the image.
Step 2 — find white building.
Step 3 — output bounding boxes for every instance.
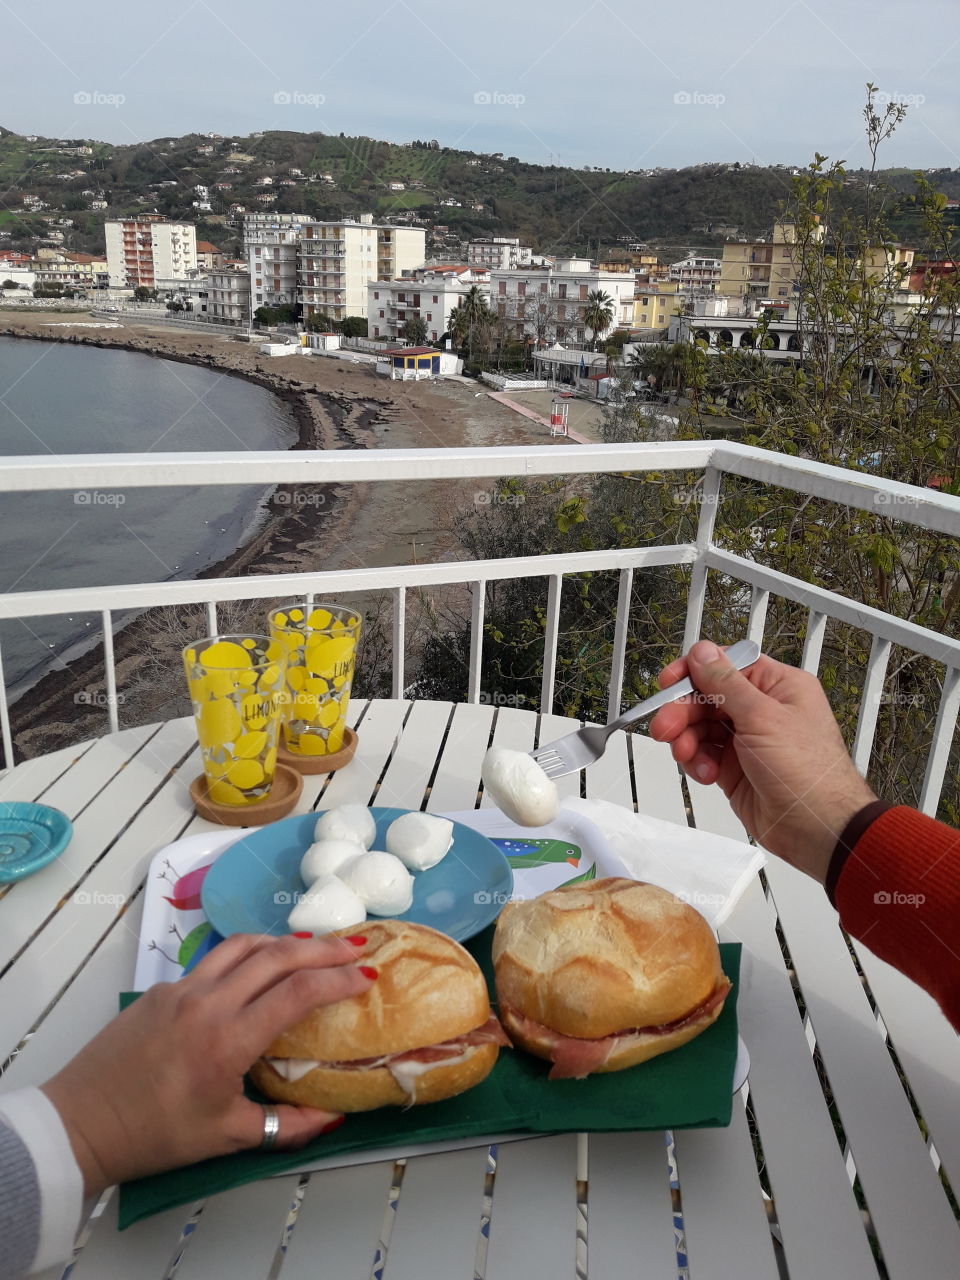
[104,218,197,288]
[490,259,635,345]
[468,237,532,271]
[669,254,722,291]
[368,265,490,343]
[207,267,251,324]
[243,213,425,323]
[247,227,301,313]
[297,216,425,323]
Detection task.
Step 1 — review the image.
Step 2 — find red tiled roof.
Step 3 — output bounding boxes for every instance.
[196,241,220,253]
[382,346,437,357]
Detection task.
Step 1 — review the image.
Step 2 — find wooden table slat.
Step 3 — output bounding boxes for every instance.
[280,1160,397,1279]
[382,1147,491,1279]
[673,1103,780,1280]
[587,1131,679,1280]
[374,699,454,811]
[425,701,495,814]
[172,1176,302,1280]
[484,1135,579,1280]
[689,781,883,1280]
[764,858,960,1277]
[851,942,960,1190]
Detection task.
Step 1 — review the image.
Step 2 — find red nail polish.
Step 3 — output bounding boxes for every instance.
[358,965,378,980]
[320,1115,345,1134]
[344,935,367,946]
[292,931,313,939]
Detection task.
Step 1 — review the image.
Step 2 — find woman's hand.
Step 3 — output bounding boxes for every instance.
[42,931,374,1194]
[649,640,876,882]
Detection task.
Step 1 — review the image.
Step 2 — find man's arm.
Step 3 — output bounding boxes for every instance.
[831,805,960,1029]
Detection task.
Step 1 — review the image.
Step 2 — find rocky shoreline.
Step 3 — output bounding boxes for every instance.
[0,317,397,759]
[0,311,564,762]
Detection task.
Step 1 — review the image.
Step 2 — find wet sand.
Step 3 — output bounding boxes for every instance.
[0,311,576,758]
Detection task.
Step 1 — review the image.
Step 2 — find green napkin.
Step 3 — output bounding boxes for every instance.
[118,934,741,1230]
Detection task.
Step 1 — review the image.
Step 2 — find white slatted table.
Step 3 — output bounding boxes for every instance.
[1,700,956,1279]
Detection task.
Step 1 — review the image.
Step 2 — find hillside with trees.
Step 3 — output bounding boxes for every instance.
[1,123,952,261]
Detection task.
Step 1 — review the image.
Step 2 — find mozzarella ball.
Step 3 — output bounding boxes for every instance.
[386,812,454,871]
[481,746,559,827]
[313,804,377,849]
[300,837,365,886]
[287,875,366,935]
[341,851,414,917]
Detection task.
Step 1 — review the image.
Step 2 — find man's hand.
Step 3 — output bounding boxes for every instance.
[649,639,876,882]
[42,932,374,1194]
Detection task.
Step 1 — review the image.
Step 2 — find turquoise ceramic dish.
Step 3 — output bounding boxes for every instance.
[0,802,73,883]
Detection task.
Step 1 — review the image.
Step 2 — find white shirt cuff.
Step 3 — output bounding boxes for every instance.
[0,1087,84,1274]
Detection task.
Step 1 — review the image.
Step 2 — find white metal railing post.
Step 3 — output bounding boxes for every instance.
[852,636,892,775]
[392,587,406,700]
[801,610,828,673]
[101,610,120,734]
[205,602,218,636]
[468,582,485,704]
[607,567,634,722]
[540,575,563,713]
[919,667,960,816]
[747,586,770,645]
[682,466,722,653]
[0,639,14,772]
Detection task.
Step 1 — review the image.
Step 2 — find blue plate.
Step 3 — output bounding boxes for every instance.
[200,808,514,943]
[0,802,73,884]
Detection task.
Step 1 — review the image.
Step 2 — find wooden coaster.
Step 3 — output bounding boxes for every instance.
[189,763,303,827]
[278,726,359,775]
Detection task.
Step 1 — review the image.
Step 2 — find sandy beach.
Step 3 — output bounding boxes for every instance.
[0,310,576,758]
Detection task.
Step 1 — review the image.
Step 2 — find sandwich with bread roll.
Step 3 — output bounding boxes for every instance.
[492,877,731,1079]
[250,920,509,1112]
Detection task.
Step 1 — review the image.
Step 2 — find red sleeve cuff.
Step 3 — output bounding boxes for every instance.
[834,805,960,1030]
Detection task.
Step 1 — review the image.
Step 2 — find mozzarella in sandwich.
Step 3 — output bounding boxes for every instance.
[481,746,558,827]
[386,812,454,870]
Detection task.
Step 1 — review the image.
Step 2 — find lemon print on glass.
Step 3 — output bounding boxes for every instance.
[182,634,287,806]
[268,603,362,758]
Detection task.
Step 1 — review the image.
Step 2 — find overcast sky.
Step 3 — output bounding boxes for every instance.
[2,0,957,170]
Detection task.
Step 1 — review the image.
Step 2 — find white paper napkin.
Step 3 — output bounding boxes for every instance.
[561,797,764,927]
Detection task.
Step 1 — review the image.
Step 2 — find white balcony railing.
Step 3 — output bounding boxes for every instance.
[1,441,959,808]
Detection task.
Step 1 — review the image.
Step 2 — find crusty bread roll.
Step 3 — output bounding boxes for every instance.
[493,877,730,1077]
[250,919,504,1112]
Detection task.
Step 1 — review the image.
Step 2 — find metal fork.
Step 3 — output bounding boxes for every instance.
[530,639,762,779]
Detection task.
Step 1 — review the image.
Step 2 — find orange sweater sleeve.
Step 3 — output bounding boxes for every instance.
[832,805,960,1030]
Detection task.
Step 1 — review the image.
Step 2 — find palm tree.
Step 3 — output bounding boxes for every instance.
[401,315,428,345]
[449,285,493,365]
[583,289,615,350]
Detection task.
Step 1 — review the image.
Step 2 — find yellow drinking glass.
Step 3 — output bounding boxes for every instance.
[268,603,362,758]
[182,634,287,806]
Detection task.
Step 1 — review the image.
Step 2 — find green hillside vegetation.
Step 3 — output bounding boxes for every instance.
[0,125,953,261]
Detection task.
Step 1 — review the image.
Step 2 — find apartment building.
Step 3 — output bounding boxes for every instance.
[34,251,109,291]
[298,217,425,323]
[631,281,685,332]
[467,237,532,271]
[368,265,490,343]
[490,259,635,344]
[717,221,805,304]
[104,218,197,288]
[669,253,721,291]
[207,266,251,324]
[243,214,425,322]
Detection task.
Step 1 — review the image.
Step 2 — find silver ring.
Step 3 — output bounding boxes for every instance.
[260,1105,281,1150]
